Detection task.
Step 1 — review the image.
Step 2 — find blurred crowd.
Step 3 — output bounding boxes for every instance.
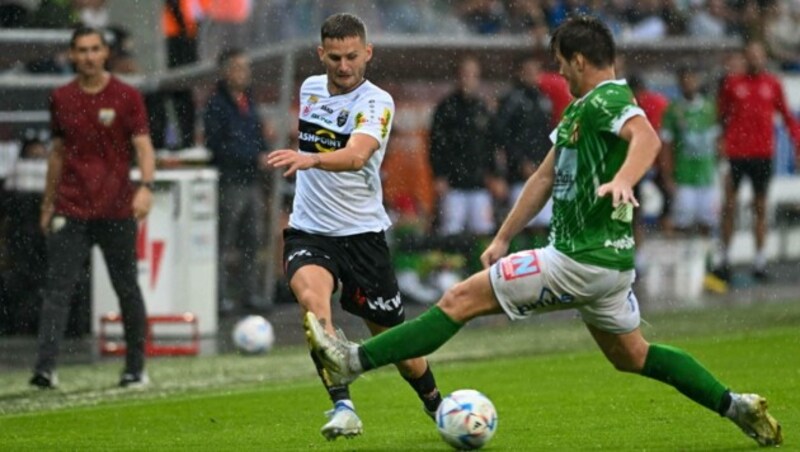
[1,2,800,334]
[4,0,800,71]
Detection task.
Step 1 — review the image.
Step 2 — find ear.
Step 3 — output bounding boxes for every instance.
[364,43,373,63]
[317,45,325,62]
[574,53,586,72]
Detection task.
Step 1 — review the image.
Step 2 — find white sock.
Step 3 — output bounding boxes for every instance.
[725,393,741,419]
[754,250,767,270]
[335,399,355,410]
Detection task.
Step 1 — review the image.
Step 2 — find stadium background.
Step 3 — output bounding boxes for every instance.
[0,1,798,362]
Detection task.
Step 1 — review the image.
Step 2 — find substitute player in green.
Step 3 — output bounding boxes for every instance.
[306,15,781,447]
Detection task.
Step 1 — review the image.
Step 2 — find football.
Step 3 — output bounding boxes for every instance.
[232,315,275,354]
[435,389,498,450]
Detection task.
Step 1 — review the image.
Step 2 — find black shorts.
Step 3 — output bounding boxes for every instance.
[283,228,404,327]
[729,158,773,195]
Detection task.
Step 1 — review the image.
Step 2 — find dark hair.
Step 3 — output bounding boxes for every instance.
[675,64,696,78]
[70,26,107,49]
[549,15,615,68]
[320,13,367,42]
[217,47,245,69]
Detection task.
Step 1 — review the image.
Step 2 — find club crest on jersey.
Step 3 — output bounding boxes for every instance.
[98,108,115,126]
[337,108,350,127]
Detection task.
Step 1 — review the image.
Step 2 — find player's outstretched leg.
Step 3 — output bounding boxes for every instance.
[726,393,782,447]
[305,312,362,385]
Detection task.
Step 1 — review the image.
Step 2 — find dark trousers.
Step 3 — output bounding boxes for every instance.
[218,183,265,308]
[35,218,147,374]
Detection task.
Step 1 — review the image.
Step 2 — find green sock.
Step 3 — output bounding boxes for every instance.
[361,306,463,370]
[641,344,728,413]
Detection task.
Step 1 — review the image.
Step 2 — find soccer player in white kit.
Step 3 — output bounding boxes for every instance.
[267,13,442,441]
[305,15,782,447]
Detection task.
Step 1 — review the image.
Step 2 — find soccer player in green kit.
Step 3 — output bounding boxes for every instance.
[306,15,782,447]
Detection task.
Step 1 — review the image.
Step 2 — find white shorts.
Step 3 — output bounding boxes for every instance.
[671,185,719,230]
[439,189,495,235]
[489,246,640,334]
[511,183,552,227]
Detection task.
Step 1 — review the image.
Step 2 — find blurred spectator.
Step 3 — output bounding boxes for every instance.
[75,0,107,28]
[660,66,721,238]
[430,56,499,237]
[624,0,668,40]
[149,0,202,150]
[503,0,548,35]
[0,0,30,27]
[1,138,48,335]
[688,0,730,38]
[27,0,77,28]
[715,40,800,282]
[199,0,253,61]
[492,55,553,229]
[458,0,506,34]
[536,60,572,126]
[31,27,154,388]
[203,48,270,314]
[764,0,800,71]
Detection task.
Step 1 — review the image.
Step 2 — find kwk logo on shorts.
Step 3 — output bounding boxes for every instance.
[501,251,541,280]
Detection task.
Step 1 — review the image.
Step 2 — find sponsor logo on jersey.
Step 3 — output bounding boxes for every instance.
[298,120,350,153]
[320,105,334,114]
[604,235,635,251]
[301,95,320,117]
[98,108,115,126]
[514,288,574,316]
[379,107,391,139]
[354,112,367,129]
[337,108,350,127]
[501,251,541,280]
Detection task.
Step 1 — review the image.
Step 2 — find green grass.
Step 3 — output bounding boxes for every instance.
[1,301,798,451]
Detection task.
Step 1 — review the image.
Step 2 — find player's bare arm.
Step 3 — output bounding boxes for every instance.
[267,133,379,177]
[481,148,556,267]
[132,133,156,220]
[40,137,64,234]
[597,115,660,207]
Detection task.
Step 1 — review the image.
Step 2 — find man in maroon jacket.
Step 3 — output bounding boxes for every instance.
[716,41,800,282]
[30,27,156,389]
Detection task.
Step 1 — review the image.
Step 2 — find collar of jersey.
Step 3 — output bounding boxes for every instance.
[576,78,629,103]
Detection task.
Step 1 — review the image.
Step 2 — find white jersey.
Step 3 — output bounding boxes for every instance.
[289,74,394,236]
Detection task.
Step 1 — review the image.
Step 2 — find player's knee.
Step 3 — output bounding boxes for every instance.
[438,282,475,322]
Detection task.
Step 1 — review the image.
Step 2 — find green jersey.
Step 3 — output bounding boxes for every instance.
[550,80,644,271]
[660,96,719,187]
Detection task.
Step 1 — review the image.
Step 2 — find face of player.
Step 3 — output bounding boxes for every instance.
[318,36,372,95]
[555,50,582,98]
[224,55,252,93]
[70,33,109,79]
[679,73,699,99]
[458,58,481,95]
[744,42,767,74]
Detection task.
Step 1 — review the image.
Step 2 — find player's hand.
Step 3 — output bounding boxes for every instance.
[39,206,53,235]
[480,239,509,268]
[597,178,639,208]
[132,186,153,220]
[266,149,317,177]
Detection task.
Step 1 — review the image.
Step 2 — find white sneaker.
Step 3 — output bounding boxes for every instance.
[728,393,782,446]
[304,312,361,386]
[321,401,363,440]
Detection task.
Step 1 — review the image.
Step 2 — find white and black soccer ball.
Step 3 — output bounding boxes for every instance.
[232,315,275,354]
[436,389,498,450]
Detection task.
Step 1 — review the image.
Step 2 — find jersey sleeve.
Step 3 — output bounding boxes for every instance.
[589,86,645,136]
[350,90,395,147]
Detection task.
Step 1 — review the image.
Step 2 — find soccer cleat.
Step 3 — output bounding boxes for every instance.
[304,312,361,386]
[752,268,771,283]
[119,371,150,388]
[29,371,58,389]
[321,401,363,440]
[424,404,437,421]
[728,393,782,447]
[703,272,728,294]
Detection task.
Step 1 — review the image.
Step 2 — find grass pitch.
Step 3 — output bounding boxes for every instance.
[0,300,798,451]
